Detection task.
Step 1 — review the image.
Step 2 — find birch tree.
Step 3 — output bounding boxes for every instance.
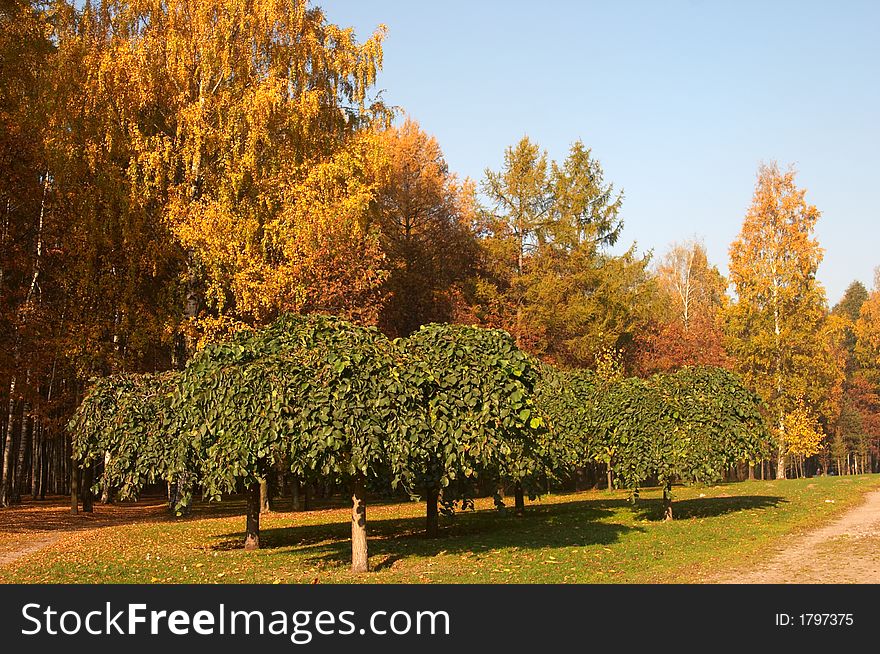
[726,163,840,479]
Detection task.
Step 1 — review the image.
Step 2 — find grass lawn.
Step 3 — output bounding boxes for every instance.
[2,474,879,584]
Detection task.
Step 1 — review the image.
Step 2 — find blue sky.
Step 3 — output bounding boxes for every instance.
[331,0,879,304]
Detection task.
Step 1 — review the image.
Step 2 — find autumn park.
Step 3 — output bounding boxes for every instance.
[2,0,880,586]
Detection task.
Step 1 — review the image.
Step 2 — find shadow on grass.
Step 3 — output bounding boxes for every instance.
[215,498,643,565]
[633,495,786,522]
[213,493,787,568]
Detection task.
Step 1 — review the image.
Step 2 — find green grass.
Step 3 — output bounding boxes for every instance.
[3,474,879,583]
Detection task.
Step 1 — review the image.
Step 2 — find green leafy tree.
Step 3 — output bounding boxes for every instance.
[594,367,768,519]
[70,372,179,504]
[653,367,770,517]
[173,314,406,571]
[397,324,546,533]
[533,365,600,486]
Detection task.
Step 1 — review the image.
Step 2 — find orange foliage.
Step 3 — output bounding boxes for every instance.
[635,316,730,376]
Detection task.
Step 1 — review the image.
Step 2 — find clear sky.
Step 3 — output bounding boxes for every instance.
[331,0,879,304]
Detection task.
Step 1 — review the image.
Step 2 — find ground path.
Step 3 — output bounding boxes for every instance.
[714,487,880,583]
[0,496,171,571]
[0,533,59,568]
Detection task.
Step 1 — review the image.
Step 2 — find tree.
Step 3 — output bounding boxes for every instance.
[726,163,841,479]
[636,240,730,375]
[653,367,770,517]
[594,367,768,519]
[374,120,478,336]
[64,0,390,348]
[854,284,880,385]
[781,403,825,463]
[397,324,546,533]
[477,137,552,348]
[69,372,179,505]
[523,244,657,368]
[2,0,403,513]
[173,314,406,570]
[0,0,117,508]
[533,365,600,488]
[655,240,727,331]
[840,376,880,473]
[833,281,869,323]
[473,137,652,367]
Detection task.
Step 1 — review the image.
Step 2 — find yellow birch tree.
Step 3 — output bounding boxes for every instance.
[726,163,842,478]
[63,0,390,350]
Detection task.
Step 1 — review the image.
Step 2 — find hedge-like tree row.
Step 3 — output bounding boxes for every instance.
[70,314,769,573]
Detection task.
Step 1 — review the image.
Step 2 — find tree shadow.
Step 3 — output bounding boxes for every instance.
[0,496,172,535]
[212,493,789,570]
[633,495,786,522]
[214,498,645,567]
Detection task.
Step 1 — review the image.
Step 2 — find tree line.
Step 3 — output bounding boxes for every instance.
[69,313,767,572]
[2,0,880,508]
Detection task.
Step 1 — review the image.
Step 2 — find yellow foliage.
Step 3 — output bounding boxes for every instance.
[726,163,842,430]
[595,346,624,385]
[65,0,391,343]
[780,404,825,458]
[854,290,880,375]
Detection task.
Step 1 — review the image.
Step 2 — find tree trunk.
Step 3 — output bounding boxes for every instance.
[351,474,369,573]
[0,378,16,507]
[39,433,47,499]
[425,486,439,538]
[70,461,78,514]
[303,482,312,511]
[101,452,112,503]
[606,464,613,490]
[259,477,270,514]
[514,481,525,515]
[748,463,754,480]
[662,482,673,521]
[81,463,94,513]
[291,477,301,512]
[12,400,30,504]
[244,482,261,550]
[776,446,786,480]
[31,420,41,499]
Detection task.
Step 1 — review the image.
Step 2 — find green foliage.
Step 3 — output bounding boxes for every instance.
[69,372,179,500]
[396,324,547,499]
[533,364,599,476]
[70,315,769,528]
[654,367,770,485]
[594,376,664,492]
[593,366,770,493]
[173,313,407,503]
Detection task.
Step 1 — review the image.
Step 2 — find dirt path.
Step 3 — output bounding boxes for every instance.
[0,496,172,572]
[0,534,59,568]
[716,488,880,583]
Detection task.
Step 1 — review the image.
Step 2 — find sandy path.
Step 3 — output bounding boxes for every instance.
[0,534,59,568]
[0,496,171,573]
[716,488,880,583]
